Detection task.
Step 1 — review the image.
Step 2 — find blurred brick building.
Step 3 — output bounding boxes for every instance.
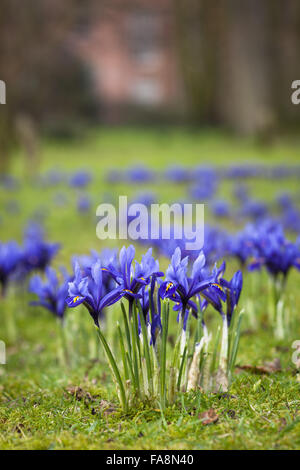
[75,0,185,122]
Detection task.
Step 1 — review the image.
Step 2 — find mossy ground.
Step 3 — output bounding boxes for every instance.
[1,127,300,449]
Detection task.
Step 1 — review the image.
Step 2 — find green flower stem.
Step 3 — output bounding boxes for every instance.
[96,326,127,412]
[121,302,132,360]
[160,300,169,410]
[57,318,69,368]
[130,309,140,397]
[228,310,243,383]
[117,322,130,380]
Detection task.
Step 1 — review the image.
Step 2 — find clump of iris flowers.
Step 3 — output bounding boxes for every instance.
[248,221,300,339]
[66,245,243,411]
[159,247,243,393]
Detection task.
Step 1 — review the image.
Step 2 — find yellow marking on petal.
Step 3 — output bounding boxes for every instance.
[166,282,174,292]
[212,283,224,293]
[123,289,133,294]
[101,268,108,271]
[73,296,80,303]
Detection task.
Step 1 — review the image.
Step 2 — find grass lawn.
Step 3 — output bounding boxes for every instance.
[1,127,300,450]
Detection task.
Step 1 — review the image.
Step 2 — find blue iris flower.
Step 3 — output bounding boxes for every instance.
[159,247,224,320]
[201,269,243,326]
[69,170,92,188]
[248,222,300,280]
[226,224,256,267]
[22,222,60,273]
[126,166,155,183]
[189,180,217,201]
[77,193,91,213]
[29,267,71,319]
[74,248,119,302]
[66,259,126,326]
[138,285,162,345]
[211,200,231,218]
[220,271,243,325]
[102,245,163,314]
[0,241,22,295]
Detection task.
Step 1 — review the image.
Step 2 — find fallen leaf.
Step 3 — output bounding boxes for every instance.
[236,358,281,375]
[198,408,219,425]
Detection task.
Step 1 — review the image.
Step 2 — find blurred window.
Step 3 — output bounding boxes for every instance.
[126,11,163,66]
[130,78,162,105]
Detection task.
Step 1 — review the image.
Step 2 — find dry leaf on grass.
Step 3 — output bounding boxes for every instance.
[198,408,219,425]
[236,358,281,374]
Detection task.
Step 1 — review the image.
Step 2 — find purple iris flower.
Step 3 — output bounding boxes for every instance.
[248,222,300,281]
[22,223,60,273]
[159,247,223,320]
[69,171,92,188]
[77,194,91,213]
[0,241,22,296]
[139,285,162,345]
[150,313,162,345]
[226,224,256,267]
[199,268,243,326]
[29,267,71,319]
[66,259,126,327]
[193,166,217,182]
[74,248,119,300]
[189,180,217,201]
[219,271,243,325]
[102,246,163,312]
[211,200,231,218]
[126,166,155,183]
